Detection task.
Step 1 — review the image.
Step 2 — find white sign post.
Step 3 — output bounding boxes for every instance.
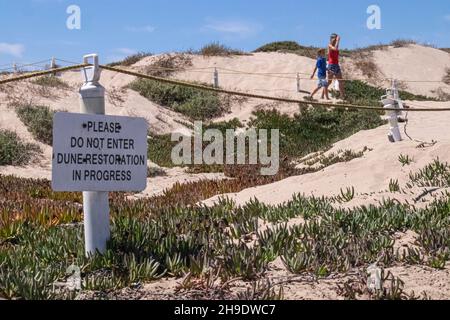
[52,54,147,256]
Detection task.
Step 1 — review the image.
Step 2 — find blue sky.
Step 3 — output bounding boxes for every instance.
[0,0,449,66]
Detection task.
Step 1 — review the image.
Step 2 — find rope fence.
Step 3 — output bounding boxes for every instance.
[99,64,450,112]
[0,60,449,112]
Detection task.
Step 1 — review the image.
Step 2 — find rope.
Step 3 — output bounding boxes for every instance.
[0,64,88,85]
[57,58,444,83]
[99,64,450,112]
[215,67,444,83]
[0,59,52,72]
[0,62,449,113]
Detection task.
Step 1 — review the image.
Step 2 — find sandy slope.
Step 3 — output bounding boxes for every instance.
[372,45,450,97]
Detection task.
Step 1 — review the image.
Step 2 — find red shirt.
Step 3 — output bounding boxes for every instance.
[328,48,339,65]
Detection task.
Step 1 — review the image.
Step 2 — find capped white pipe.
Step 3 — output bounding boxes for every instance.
[79,54,110,256]
[213,68,219,88]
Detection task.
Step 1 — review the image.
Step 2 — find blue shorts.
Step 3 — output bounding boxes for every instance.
[328,64,341,75]
[318,77,328,88]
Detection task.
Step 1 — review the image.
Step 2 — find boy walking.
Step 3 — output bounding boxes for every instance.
[310,49,330,100]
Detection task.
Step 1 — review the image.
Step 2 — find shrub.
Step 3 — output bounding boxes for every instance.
[198,42,245,57]
[16,105,55,145]
[341,80,436,106]
[255,41,305,52]
[254,41,319,59]
[0,130,41,166]
[148,119,243,169]
[108,52,153,67]
[31,76,69,89]
[390,39,417,48]
[205,118,243,133]
[148,133,177,168]
[249,107,384,158]
[129,79,224,120]
[443,68,450,85]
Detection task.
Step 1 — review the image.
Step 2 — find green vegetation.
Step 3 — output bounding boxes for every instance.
[304,148,370,168]
[108,52,153,67]
[148,133,176,168]
[337,186,355,202]
[398,154,414,166]
[204,118,244,133]
[408,159,450,188]
[16,105,55,145]
[197,42,245,57]
[148,110,377,173]
[389,179,401,193]
[31,76,70,89]
[340,80,437,106]
[129,79,224,121]
[254,41,319,59]
[249,107,384,158]
[0,173,448,300]
[148,119,242,169]
[0,130,41,166]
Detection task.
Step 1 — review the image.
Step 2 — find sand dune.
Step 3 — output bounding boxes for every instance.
[0,44,449,199]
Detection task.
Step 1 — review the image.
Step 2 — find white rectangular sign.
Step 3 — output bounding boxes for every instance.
[52,112,148,192]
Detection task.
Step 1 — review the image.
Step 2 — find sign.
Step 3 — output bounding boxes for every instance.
[52,112,148,192]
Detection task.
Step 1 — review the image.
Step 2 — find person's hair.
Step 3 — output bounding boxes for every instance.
[317,48,325,56]
[330,33,338,43]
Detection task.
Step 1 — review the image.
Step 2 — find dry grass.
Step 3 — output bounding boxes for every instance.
[107,86,127,108]
[31,76,70,90]
[432,88,450,101]
[352,52,380,79]
[390,39,417,48]
[108,52,153,67]
[143,54,193,77]
[443,68,450,85]
[197,42,246,57]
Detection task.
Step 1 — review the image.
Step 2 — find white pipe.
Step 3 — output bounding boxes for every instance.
[83,192,110,255]
[213,68,219,88]
[384,103,402,142]
[79,54,110,256]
